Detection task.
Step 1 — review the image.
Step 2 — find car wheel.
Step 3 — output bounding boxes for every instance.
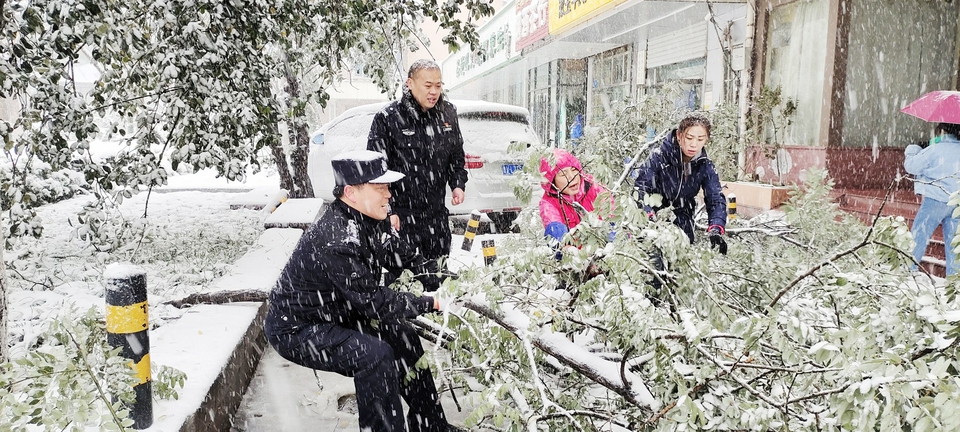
[488,211,519,234]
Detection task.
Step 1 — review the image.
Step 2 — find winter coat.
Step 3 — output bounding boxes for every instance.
[634,129,726,243]
[570,114,584,140]
[539,149,610,239]
[265,199,440,337]
[367,88,468,218]
[904,134,960,203]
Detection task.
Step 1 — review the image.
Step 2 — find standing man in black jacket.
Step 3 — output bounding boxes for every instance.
[368,59,469,262]
[265,150,456,432]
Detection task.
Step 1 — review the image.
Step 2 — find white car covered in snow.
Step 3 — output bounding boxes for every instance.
[308,100,541,231]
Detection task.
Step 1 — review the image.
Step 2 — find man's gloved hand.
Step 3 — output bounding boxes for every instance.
[707,225,727,255]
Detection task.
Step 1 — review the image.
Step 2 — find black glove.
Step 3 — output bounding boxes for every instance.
[708,226,727,255]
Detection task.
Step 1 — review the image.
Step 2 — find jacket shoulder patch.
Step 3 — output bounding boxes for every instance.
[344,220,360,245]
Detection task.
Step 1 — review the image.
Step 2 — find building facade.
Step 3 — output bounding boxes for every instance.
[747,0,960,190]
[444,0,960,194]
[443,0,750,147]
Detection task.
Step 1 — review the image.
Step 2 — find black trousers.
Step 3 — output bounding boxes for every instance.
[268,320,448,432]
[397,213,451,262]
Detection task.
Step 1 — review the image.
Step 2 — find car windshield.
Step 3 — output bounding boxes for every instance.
[325,114,376,138]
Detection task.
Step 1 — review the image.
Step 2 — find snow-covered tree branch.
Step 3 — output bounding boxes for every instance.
[413,155,960,430]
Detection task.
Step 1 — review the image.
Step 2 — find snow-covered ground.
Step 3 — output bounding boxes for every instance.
[7,168,280,341]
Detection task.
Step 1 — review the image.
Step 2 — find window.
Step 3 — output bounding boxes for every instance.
[528,62,554,145]
[646,57,706,110]
[558,59,586,146]
[589,46,631,123]
[763,0,828,146]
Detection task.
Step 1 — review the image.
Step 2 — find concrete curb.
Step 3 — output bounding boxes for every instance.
[173,227,302,431]
[145,302,267,432]
[178,302,268,432]
[147,227,301,432]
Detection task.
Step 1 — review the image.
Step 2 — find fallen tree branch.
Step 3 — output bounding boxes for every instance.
[695,345,783,408]
[530,409,633,430]
[767,239,869,309]
[462,299,658,410]
[164,289,268,308]
[409,317,456,348]
[768,182,909,311]
[646,376,718,424]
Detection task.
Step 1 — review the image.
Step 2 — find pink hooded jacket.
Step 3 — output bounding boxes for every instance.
[539,149,610,230]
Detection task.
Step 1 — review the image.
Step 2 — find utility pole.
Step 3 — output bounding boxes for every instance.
[737,0,757,180]
[1,228,8,363]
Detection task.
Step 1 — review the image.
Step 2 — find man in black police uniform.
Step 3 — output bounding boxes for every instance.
[367,59,468,262]
[265,150,459,432]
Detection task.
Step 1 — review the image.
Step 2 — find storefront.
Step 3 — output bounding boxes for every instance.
[749,0,960,188]
[444,0,748,146]
[442,1,525,106]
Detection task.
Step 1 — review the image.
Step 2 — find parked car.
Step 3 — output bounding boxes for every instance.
[308,100,541,231]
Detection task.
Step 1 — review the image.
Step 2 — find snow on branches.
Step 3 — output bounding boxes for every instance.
[417,165,960,431]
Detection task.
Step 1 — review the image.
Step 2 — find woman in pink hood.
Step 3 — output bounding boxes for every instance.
[539,148,611,243]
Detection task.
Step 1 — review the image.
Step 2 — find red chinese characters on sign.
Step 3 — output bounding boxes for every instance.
[516,0,549,51]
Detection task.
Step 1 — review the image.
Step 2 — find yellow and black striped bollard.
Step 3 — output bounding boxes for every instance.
[105,263,152,429]
[482,239,496,266]
[461,211,482,251]
[727,193,737,220]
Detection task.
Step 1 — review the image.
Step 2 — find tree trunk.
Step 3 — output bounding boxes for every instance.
[286,119,314,198]
[283,55,315,199]
[268,134,295,194]
[1,229,8,363]
[161,288,660,409]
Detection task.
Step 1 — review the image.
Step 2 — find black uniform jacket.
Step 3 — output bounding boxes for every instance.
[367,90,468,218]
[265,199,441,337]
[634,130,726,242]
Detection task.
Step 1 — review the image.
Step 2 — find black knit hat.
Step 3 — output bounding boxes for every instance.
[331,150,404,186]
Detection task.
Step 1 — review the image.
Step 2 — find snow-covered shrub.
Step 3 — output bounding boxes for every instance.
[0,306,185,432]
[7,192,262,300]
[0,159,88,240]
[3,191,258,430]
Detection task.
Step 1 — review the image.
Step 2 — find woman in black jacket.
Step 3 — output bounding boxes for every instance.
[635,114,727,253]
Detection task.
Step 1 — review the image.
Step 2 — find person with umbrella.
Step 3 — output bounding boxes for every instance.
[901,91,960,275]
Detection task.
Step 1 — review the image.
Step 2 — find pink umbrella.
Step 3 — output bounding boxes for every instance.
[900,90,960,124]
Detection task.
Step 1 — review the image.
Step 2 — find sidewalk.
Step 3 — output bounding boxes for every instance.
[143,228,303,432]
[230,343,475,431]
